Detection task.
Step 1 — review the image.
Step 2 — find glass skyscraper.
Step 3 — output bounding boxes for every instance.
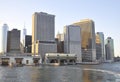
[22,28,27,47]
[73,19,96,62]
[96,32,105,62]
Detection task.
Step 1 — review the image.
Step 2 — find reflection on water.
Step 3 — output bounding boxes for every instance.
[0,63,120,82]
[82,70,115,82]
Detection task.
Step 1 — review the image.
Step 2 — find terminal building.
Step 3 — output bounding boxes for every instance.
[45,53,77,65]
[0,55,41,66]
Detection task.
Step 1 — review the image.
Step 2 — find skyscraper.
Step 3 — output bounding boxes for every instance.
[0,24,8,54]
[21,27,27,53]
[32,12,55,42]
[56,32,64,53]
[96,32,105,61]
[25,35,32,53]
[73,19,96,62]
[32,12,57,61]
[7,29,21,53]
[23,28,27,47]
[105,37,114,62]
[56,32,64,41]
[96,32,105,62]
[96,33,101,60]
[64,25,82,62]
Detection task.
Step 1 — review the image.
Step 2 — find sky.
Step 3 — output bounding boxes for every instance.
[0,0,120,57]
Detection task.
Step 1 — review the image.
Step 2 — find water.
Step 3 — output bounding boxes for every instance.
[0,62,120,82]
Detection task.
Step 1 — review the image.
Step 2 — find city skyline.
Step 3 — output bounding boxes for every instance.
[0,0,119,57]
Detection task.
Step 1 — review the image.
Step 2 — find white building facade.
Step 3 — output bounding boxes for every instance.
[64,25,82,62]
[22,28,27,47]
[0,24,8,54]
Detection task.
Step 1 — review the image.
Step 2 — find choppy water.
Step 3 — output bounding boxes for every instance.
[0,62,120,82]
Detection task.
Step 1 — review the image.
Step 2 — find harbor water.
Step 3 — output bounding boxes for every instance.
[0,62,120,82]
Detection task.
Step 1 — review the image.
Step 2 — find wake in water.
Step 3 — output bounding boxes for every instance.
[83,68,120,77]
[67,66,120,82]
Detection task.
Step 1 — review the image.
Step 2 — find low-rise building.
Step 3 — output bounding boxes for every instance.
[0,54,41,66]
[45,53,77,65]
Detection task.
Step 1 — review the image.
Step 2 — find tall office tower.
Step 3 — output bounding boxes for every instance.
[0,24,9,54]
[64,25,82,62]
[105,37,114,62]
[32,12,57,61]
[21,28,27,53]
[73,19,96,62]
[96,32,105,62]
[23,28,27,47]
[25,35,32,53]
[7,29,21,53]
[56,32,64,53]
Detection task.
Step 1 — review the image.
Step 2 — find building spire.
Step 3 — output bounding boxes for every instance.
[24,22,26,29]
